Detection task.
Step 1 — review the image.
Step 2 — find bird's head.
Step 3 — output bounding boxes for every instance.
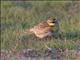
[47,17,56,27]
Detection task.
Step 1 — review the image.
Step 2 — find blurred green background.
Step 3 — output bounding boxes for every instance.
[1,1,80,52]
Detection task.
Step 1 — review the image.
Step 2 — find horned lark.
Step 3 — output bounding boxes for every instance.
[18,17,58,38]
[15,17,59,53]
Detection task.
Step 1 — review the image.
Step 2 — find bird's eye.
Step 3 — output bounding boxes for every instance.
[53,18,56,20]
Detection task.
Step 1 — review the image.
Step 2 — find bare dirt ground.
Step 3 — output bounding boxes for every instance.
[1,48,80,60]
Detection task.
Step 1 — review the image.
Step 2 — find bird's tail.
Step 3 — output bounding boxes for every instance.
[16,29,33,36]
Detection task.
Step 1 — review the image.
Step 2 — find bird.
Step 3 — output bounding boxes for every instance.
[17,17,58,39]
[15,17,59,53]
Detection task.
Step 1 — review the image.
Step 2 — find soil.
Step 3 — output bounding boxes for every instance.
[1,48,80,60]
